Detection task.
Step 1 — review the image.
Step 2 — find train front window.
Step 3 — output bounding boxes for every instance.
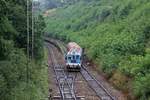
[67,56,71,63]
[76,55,79,59]
[68,56,71,60]
[76,55,80,63]
[73,55,75,59]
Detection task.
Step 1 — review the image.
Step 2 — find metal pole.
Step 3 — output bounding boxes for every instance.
[32,0,34,59]
[27,0,30,84]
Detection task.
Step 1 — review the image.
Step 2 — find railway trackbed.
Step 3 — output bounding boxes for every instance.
[80,65,115,100]
[47,44,77,100]
[53,40,116,100]
[46,39,116,100]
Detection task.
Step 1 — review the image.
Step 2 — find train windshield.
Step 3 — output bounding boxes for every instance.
[68,56,71,60]
[73,55,75,59]
[76,55,79,59]
[76,55,80,63]
[67,55,80,63]
[67,56,71,63]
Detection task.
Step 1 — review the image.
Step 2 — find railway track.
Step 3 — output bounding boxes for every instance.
[47,44,77,100]
[46,39,116,100]
[54,40,116,100]
[81,65,115,100]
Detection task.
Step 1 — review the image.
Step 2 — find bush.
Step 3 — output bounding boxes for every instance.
[133,73,150,100]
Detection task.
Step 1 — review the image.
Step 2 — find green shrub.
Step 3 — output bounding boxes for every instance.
[133,73,150,100]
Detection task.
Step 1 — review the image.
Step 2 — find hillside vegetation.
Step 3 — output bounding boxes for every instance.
[0,0,48,100]
[39,0,88,12]
[45,0,150,99]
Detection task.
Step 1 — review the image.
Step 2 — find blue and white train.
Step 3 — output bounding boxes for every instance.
[65,42,82,71]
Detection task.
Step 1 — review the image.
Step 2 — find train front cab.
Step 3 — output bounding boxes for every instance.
[65,54,81,71]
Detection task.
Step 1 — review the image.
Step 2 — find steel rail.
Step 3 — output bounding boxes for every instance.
[56,41,116,100]
[47,44,64,99]
[81,65,116,100]
[47,40,116,100]
[47,43,77,100]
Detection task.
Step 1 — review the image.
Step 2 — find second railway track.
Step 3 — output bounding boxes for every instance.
[80,65,115,100]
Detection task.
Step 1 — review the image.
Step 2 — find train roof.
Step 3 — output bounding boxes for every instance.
[67,48,82,55]
[67,42,82,55]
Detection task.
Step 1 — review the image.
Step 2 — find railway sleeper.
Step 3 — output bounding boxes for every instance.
[52,96,85,100]
[66,67,81,72]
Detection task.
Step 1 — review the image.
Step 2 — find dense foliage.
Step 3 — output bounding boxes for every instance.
[39,0,89,10]
[0,0,47,100]
[45,0,150,99]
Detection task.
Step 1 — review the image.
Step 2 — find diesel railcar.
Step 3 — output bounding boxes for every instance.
[65,42,82,71]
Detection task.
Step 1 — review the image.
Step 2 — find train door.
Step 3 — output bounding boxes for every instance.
[72,55,76,63]
[76,55,80,63]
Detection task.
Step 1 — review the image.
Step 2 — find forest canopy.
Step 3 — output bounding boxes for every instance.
[0,0,47,100]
